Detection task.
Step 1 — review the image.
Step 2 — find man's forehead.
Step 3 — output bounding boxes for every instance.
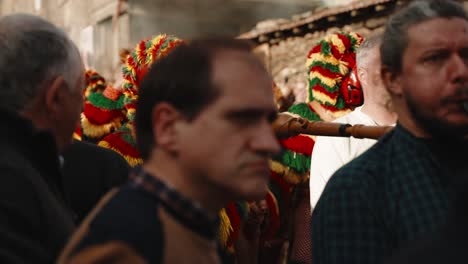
[407,18,468,48]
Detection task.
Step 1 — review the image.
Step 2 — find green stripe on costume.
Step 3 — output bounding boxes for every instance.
[320,41,331,56]
[279,149,311,174]
[309,61,341,74]
[309,77,339,93]
[287,103,321,121]
[87,93,125,110]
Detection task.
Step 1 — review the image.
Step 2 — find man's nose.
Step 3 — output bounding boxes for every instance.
[448,54,468,85]
[250,121,281,156]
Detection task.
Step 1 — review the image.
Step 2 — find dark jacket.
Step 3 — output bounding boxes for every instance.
[62,141,129,223]
[58,169,221,264]
[0,109,75,263]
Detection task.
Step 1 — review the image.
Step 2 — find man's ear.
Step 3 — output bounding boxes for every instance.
[44,76,67,115]
[381,66,403,97]
[357,68,366,84]
[151,102,183,153]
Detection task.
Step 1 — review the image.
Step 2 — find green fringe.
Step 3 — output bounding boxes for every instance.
[309,61,341,74]
[288,103,321,121]
[343,32,360,53]
[87,93,125,110]
[324,96,346,110]
[120,132,135,146]
[309,77,339,93]
[280,149,311,174]
[122,82,133,90]
[123,95,136,107]
[122,67,132,78]
[158,39,170,52]
[131,51,140,65]
[321,41,331,56]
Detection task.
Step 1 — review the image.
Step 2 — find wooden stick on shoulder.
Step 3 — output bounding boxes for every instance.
[273,112,393,139]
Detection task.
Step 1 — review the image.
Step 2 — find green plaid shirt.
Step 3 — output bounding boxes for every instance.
[311,124,468,264]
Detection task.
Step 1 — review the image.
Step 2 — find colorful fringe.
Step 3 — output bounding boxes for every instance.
[94,34,183,166]
[305,32,363,108]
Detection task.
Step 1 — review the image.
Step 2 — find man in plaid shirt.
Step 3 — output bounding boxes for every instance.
[311,1,468,263]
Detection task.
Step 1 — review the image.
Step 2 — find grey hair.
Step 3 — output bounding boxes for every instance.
[0,14,81,112]
[356,32,382,70]
[381,0,468,74]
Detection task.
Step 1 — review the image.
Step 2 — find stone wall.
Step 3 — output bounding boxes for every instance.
[258,0,468,103]
[0,0,320,81]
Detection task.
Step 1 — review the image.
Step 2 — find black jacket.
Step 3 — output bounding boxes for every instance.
[0,109,75,264]
[62,141,129,223]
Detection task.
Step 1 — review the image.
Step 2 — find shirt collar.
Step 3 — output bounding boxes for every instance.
[129,167,220,241]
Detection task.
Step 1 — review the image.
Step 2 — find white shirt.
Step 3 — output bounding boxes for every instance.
[309,107,379,212]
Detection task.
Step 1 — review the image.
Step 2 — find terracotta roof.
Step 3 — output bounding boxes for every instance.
[238,0,400,44]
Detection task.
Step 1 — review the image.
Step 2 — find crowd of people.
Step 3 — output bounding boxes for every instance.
[0,0,467,263]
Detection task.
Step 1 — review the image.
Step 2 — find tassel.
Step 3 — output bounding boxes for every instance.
[279,135,315,156]
[280,149,311,174]
[287,103,321,122]
[218,208,233,249]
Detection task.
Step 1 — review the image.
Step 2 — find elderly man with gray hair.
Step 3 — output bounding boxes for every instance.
[311,0,468,263]
[309,33,397,213]
[0,14,84,263]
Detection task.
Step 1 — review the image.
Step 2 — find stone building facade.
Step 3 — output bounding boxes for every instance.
[2,0,466,93]
[241,0,468,102]
[0,0,322,81]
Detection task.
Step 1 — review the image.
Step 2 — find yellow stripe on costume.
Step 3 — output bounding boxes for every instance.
[330,108,352,119]
[349,32,363,46]
[326,34,346,54]
[311,90,338,106]
[270,160,308,184]
[306,53,341,69]
[339,60,350,76]
[134,45,145,66]
[123,64,137,83]
[218,208,233,248]
[147,35,166,64]
[81,115,123,139]
[73,132,82,141]
[97,141,143,167]
[308,71,339,88]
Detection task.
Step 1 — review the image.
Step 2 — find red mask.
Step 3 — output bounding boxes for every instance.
[340,65,363,106]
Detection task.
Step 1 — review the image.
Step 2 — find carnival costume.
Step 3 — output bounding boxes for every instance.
[263,32,363,263]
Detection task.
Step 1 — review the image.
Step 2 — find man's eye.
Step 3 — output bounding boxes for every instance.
[460,49,468,61]
[425,54,443,62]
[230,115,257,125]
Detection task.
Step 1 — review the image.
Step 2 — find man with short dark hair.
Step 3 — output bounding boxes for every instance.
[311,1,468,263]
[59,37,280,263]
[0,14,84,263]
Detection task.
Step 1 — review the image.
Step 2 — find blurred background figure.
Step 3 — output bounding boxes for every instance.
[0,13,84,263]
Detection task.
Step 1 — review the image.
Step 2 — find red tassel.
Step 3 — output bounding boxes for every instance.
[225,202,242,247]
[279,135,315,156]
[83,103,124,125]
[337,33,352,51]
[100,132,140,158]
